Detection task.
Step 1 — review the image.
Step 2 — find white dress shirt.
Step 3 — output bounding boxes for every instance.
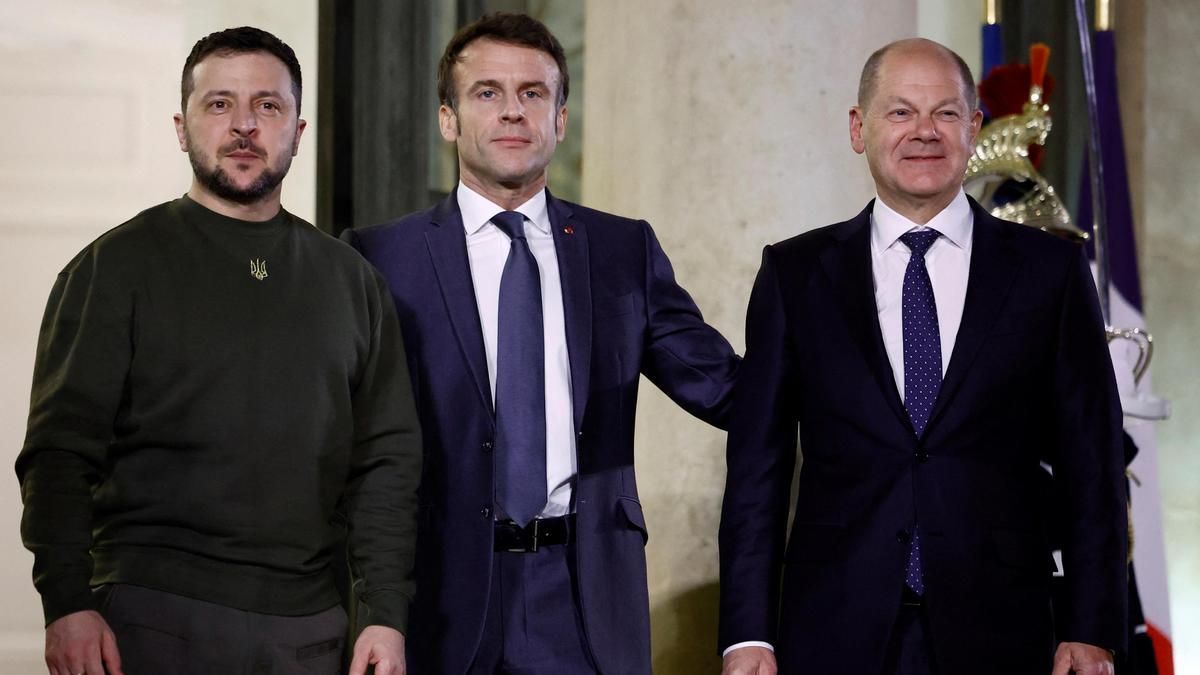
[723,191,974,659]
[871,190,973,398]
[457,182,576,518]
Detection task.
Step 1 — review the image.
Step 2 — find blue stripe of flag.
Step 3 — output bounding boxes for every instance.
[1077,29,1143,311]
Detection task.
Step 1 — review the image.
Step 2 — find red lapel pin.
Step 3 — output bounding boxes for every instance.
[563,226,574,235]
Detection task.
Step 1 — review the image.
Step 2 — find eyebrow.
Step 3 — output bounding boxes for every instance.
[886,95,963,110]
[201,89,287,102]
[468,78,551,92]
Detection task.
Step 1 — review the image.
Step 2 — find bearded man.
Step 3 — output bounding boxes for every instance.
[16,26,421,675]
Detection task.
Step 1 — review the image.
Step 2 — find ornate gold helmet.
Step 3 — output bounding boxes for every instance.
[963,44,1088,242]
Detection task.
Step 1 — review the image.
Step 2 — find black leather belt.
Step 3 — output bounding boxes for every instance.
[494,515,575,552]
[901,585,924,607]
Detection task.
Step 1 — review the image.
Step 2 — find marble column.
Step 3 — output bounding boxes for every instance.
[1140,1,1200,670]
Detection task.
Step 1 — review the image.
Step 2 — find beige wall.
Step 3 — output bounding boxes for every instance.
[0,2,316,670]
[1141,1,1200,670]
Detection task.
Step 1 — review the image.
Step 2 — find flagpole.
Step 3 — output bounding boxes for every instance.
[1074,0,1112,326]
[984,0,1000,25]
[980,0,1003,116]
[1096,0,1113,31]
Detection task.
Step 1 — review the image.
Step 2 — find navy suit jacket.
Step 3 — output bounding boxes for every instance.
[718,199,1127,675]
[344,191,738,675]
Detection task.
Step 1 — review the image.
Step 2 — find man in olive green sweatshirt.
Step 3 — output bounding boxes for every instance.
[15,26,420,675]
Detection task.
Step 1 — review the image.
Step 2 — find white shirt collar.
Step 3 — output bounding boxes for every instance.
[871,189,972,252]
[457,182,551,236]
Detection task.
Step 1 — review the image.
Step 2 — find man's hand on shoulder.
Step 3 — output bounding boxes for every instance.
[722,645,777,675]
[349,625,406,675]
[44,610,123,675]
[1051,641,1115,675]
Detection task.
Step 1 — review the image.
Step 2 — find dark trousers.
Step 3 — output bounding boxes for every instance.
[880,601,937,675]
[96,583,347,675]
[467,543,597,675]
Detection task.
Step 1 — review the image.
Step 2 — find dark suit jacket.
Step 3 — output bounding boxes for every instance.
[344,191,738,675]
[718,199,1126,675]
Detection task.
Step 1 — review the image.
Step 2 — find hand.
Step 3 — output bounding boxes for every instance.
[44,610,123,675]
[723,646,777,675]
[1051,641,1115,675]
[349,625,406,675]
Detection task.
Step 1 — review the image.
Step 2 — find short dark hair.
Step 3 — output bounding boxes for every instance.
[437,12,569,110]
[181,26,303,115]
[858,39,977,112]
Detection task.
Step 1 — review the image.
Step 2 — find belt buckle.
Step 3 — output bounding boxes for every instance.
[502,519,539,553]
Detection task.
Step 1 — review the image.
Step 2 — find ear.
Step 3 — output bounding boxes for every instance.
[438,104,459,142]
[292,118,308,156]
[849,106,867,155]
[174,112,188,152]
[968,108,983,144]
[555,104,568,142]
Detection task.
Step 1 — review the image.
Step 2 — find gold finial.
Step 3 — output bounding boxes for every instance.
[1096,0,1114,31]
[984,0,1001,25]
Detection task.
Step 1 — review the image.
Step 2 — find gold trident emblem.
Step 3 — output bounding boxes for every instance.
[250,258,268,281]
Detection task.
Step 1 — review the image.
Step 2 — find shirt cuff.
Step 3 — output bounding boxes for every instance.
[722,641,775,657]
[356,589,411,635]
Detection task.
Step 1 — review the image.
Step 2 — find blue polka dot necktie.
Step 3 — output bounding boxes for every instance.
[900,228,941,595]
[491,211,546,527]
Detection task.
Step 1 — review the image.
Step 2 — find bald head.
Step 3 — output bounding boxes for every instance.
[858,38,977,112]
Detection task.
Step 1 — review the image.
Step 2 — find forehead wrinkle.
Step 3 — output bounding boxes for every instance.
[932,96,966,109]
[457,43,560,83]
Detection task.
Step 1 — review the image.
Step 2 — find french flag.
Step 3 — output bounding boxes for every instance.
[1078,22,1174,675]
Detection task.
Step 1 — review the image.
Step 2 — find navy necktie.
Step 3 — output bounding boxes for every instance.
[900,228,942,595]
[491,211,546,527]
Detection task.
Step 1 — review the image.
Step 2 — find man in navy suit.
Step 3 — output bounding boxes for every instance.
[718,39,1126,675]
[342,13,738,675]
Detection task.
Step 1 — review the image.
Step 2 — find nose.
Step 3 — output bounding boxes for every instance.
[231,107,258,137]
[912,113,939,141]
[499,95,525,123]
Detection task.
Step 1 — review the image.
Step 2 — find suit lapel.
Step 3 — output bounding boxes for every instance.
[547,192,591,432]
[424,194,494,415]
[820,202,910,430]
[926,200,1022,430]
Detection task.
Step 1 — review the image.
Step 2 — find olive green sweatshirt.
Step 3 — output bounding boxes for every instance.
[16,196,421,632]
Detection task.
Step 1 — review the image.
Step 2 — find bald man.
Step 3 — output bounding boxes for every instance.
[718,38,1126,675]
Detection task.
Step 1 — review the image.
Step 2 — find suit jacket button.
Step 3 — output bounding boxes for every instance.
[896,529,910,543]
[480,507,491,519]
